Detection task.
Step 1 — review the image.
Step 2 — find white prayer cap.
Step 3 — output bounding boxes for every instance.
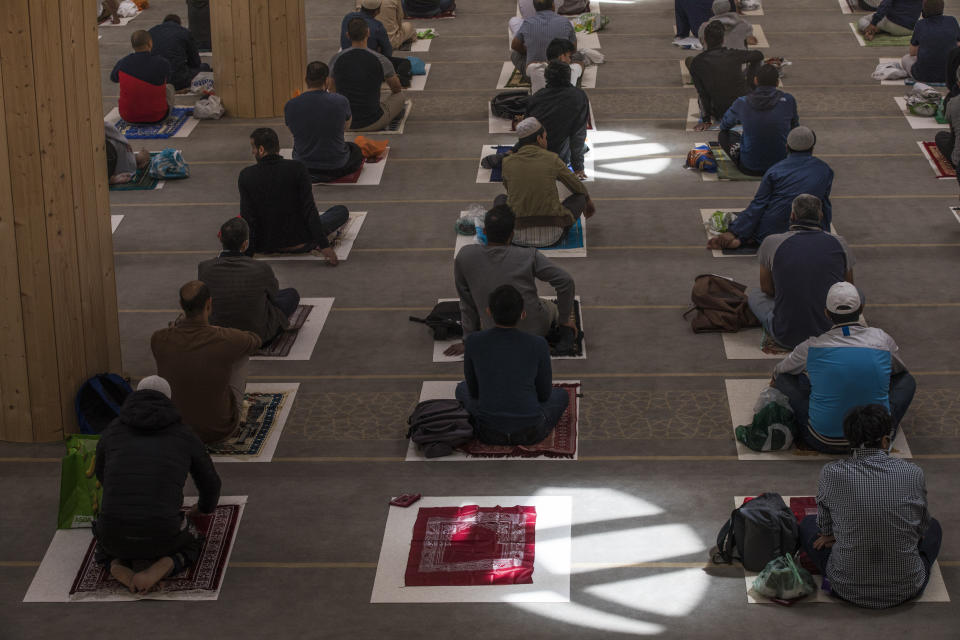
[137,375,172,399]
[516,116,543,139]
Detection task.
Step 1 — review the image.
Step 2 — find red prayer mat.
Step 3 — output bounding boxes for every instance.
[69,504,240,599]
[921,141,956,178]
[460,383,579,458]
[330,159,366,183]
[404,505,536,586]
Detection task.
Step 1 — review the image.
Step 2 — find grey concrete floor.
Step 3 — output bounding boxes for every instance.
[3,0,960,637]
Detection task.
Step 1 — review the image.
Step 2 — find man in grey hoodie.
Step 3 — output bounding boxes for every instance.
[698,0,758,49]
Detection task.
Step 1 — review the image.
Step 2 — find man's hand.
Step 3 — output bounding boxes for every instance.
[443,342,465,357]
[693,121,711,132]
[863,24,878,40]
[769,375,777,387]
[812,534,836,550]
[706,232,741,250]
[746,35,758,45]
[583,199,596,219]
[186,504,201,522]
[574,169,588,180]
[320,246,339,266]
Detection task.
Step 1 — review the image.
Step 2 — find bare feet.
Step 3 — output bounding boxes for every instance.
[706,232,741,250]
[693,121,711,132]
[131,557,174,594]
[110,560,136,593]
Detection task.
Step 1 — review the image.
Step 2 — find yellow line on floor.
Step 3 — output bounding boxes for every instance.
[0,458,58,463]
[246,371,960,381]
[0,561,40,567]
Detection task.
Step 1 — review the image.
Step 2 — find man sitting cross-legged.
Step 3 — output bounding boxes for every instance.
[330,18,406,132]
[444,205,578,358]
[528,37,584,94]
[93,375,222,595]
[152,281,262,444]
[199,217,301,347]
[689,21,764,131]
[495,117,596,248]
[285,62,364,184]
[858,0,922,40]
[799,404,939,609]
[104,122,152,184]
[707,126,834,250]
[698,0,758,49]
[899,0,960,83]
[110,30,174,124]
[340,0,413,86]
[747,194,855,350]
[526,61,591,180]
[511,0,577,80]
[238,128,349,265]
[456,285,570,446]
[403,0,456,18]
[148,14,211,91]
[355,0,415,50]
[717,64,799,176]
[772,282,917,454]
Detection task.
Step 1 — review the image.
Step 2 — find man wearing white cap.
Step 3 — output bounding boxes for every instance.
[771,282,916,453]
[494,116,596,248]
[354,0,416,50]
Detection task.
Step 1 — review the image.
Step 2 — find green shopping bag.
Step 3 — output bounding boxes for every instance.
[57,434,103,529]
[752,554,817,601]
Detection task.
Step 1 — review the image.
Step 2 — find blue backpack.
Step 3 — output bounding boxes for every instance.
[75,374,133,434]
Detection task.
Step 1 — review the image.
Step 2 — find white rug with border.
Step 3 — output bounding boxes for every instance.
[257,212,366,261]
[251,297,333,361]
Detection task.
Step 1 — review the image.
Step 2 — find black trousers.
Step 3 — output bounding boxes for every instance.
[717,130,766,176]
[308,143,365,183]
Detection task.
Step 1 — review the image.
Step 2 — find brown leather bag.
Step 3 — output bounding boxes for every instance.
[682,274,760,333]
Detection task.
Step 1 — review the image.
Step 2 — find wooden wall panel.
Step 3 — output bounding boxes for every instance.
[231,0,255,118]
[211,1,237,117]
[249,0,273,118]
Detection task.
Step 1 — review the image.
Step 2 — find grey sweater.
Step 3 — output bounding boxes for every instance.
[698,13,755,50]
[454,243,575,336]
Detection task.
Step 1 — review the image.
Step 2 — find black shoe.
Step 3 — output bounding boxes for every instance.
[549,326,581,357]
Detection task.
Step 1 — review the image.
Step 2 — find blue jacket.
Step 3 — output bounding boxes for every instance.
[340,12,392,56]
[719,86,799,173]
[871,0,922,29]
[729,151,834,243]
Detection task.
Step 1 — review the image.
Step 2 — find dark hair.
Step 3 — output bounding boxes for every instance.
[923,0,944,16]
[489,285,524,326]
[828,307,862,325]
[484,205,516,244]
[544,60,572,88]
[546,38,576,61]
[347,17,369,42]
[179,281,211,317]
[305,61,329,87]
[843,404,895,448]
[704,20,725,48]
[756,64,780,87]
[533,0,554,9]
[131,30,151,49]
[250,127,280,154]
[220,217,249,251]
[163,14,182,24]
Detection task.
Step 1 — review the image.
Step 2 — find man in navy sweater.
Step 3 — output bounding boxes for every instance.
[858,0,922,38]
[148,14,210,90]
[456,285,569,446]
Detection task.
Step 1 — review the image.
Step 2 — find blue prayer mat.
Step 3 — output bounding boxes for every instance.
[115,107,193,139]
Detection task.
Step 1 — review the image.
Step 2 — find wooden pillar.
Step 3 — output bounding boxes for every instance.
[211,0,307,118]
[0,0,122,442]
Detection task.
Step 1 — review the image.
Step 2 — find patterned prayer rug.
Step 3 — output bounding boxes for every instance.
[546,219,585,251]
[922,141,956,177]
[385,106,408,132]
[109,166,161,191]
[760,330,791,355]
[69,503,240,600]
[404,505,536,586]
[115,107,193,139]
[206,391,288,456]
[708,142,762,181]
[254,305,312,357]
[506,68,532,88]
[460,383,579,458]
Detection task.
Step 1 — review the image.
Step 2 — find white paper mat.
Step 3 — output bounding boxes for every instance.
[281,149,389,185]
[251,297,333,361]
[258,212,366,261]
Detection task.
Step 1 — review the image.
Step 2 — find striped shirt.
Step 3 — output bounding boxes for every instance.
[515,10,576,65]
[817,449,930,608]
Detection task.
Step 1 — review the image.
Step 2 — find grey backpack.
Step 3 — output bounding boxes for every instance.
[714,492,799,571]
[406,399,475,458]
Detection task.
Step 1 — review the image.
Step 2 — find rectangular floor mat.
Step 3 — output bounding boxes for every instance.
[850,21,913,46]
[281,149,389,185]
[497,61,597,89]
[208,383,299,463]
[98,12,140,26]
[258,212,367,261]
[110,215,123,234]
[104,107,199,139]
[251,297,333,361]
[893,96,948,129]
[455,215,587,258]
[918,140,956,178]
[700,208,755,257]
[722,329,791,360]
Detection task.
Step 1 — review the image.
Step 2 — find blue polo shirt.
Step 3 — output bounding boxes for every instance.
[910,15,960,83]
[339,12,392,56]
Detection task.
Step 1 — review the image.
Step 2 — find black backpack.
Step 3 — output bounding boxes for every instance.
[75,373,133,434]
[393,57,413,88]
[409,301,463,340]
[406,399,475,458]
[714,492,799,571]
[491,91,529,121]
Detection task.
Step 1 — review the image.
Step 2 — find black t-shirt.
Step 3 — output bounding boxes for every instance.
[329,48,394,129]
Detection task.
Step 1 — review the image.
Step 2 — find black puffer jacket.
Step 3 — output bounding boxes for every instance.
[95,390,221,537]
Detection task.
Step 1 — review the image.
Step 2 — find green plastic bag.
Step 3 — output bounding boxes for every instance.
[752,554,816,601]
[573,13,609,33]
[57,434,103,529]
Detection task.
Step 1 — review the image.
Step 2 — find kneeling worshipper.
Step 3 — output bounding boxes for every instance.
[689,21,764,131]
[526,61,591,180]
[456,285,570,446]
[858,0,922,39]
[93,375,221,594]
[110,30,174,125]
[698,0,758,48]
[104,122,151,184]
[799,404,940,608]
[148,14,211,90]
[771,282,916,453]
[495,117,596,248]
[934,73,960,195]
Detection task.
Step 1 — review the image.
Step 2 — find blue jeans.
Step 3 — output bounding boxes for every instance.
[799,515,942,603]
[274,288,300,318]
[455,381,569,446]
[746,288,776,338]
[674,0,714,37]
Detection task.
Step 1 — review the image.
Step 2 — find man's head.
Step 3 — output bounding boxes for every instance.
[843,404,895,449]
[249,127,280,159]
[131,30,152,51]
[546,38,576,63]
[703,20,726,49]
[789,193,823,226]
[163,14,182,24]
[544,60,572,88]
[516,116,547,148]
[484,205,516,244]
[754,64,780,88]
[137,375,172,399]
[825,281,864,325]
[179,280,211,319]
[219,217,249,252]
[533,0,555,11]
[922,0,944,18]
[487,285,525,327]
[786,126,816,154]
[348,17,370,44]
[360,0,382,15]
[305,61,330,90]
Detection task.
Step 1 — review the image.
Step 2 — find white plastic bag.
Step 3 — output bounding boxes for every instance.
[117,0,138,17]
[872,61,907,81]
[191,71,215,95]
[753,386,792,414]
[194,95,224,120]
